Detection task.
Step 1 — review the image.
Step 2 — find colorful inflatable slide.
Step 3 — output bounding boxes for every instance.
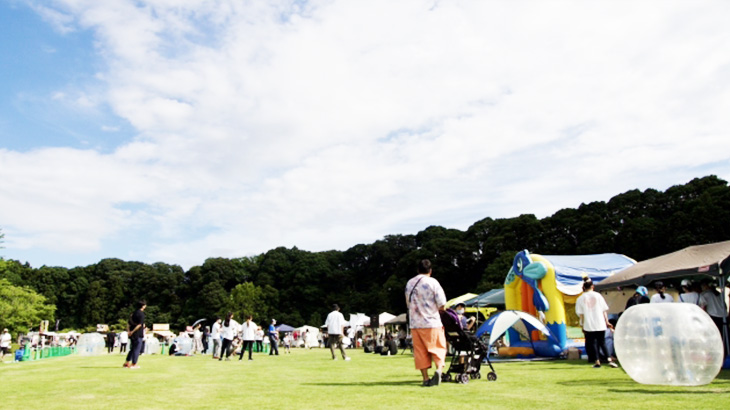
[502,250,635,357]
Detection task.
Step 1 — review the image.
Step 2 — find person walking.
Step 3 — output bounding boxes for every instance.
[211,317,222,359]
[239,315,257,361]
[268,319,279,356]
[0,329,12,361]
[405,259,447,387]
[325,304,350,361]
[219,312,239,361]
[123,300,147,369]
[576,278,619,368]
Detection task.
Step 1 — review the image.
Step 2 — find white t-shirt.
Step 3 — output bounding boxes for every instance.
[700,291,726,318]
[678,292,700,305]
[211,322,221,339]
[240,321,258,341]
[119,331,129,344]
[325,310,347,335]
[575,290,609,332]
[220,319,240,340]
[0,332,11,348]
[650,293,675,303]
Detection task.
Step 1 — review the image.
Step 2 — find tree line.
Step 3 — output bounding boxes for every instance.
[0,175,728,334]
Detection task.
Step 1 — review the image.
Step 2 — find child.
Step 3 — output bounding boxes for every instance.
[283,332,292,354]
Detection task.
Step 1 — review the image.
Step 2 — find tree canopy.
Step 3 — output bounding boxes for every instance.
[1,175,728,333]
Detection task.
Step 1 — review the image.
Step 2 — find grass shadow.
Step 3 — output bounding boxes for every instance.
[303,380,420,387]
[607,388,730,395]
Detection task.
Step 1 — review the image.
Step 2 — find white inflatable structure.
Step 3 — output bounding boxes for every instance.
[144,337,160,354]
[615,303,723,385]
[76,333,106,356]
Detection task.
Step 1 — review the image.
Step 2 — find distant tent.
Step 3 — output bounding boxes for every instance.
[445,293,479,308]
[275,324,295,333]
[385,313,407,326]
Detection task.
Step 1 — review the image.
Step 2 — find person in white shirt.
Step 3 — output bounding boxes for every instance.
[575,278,619,368]
[118,330,129,354]
[650,281,674,303]
[0,329,12,360]
[324,304,349,361]
[678,279,700,305]
[219,312,240,361]
[238,315,257,361]
[699,279,727,334]
[211,317,222,359]
[255,327,264,353]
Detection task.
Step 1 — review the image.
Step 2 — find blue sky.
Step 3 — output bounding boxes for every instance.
[1,0,729,270]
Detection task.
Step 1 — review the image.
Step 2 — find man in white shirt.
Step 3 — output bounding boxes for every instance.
[0,329,12,360]
[211,317,222,359]
[576,279,618,368]
[324,304,349,361]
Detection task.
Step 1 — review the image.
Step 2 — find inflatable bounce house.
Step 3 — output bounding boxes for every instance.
[502,250,635,357]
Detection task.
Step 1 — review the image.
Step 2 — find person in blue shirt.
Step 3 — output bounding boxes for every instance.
[268,319,279,356]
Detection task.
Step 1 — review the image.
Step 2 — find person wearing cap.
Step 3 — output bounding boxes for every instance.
[650,281,674,303]
[678,279,700,304]
[324,304,349,360]
[0,328,11,361]
[624,286,650,310]
[268,319,279,356]
[405,259,447,386]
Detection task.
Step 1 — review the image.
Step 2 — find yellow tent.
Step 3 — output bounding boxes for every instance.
[445,293,497,320]
[445,293,479,308]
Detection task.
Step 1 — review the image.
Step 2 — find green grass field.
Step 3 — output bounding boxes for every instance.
[1,348,729,409]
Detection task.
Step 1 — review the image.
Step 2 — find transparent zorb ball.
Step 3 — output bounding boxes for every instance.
[76,333,106,356]
[615,303,723,385]
[144,337,160,354]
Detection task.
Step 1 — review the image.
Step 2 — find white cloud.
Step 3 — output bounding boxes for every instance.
[3,0,730,269]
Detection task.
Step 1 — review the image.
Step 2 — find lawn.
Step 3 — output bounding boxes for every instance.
[1,348,729,409]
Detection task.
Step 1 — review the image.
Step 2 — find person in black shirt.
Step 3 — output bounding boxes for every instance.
[123,300,147,369]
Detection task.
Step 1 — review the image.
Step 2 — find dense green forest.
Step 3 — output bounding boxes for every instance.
[1,175,729,334]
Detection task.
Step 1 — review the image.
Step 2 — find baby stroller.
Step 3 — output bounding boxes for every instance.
[439,308,497,384]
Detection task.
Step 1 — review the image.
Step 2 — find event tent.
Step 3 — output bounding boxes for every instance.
[445,293,479,308]
[594,240,730,357]
[295,325,320,347]
[275,324,295,333]
[464,289,505,307]
[594,240,730,289]
[384,313,407,326]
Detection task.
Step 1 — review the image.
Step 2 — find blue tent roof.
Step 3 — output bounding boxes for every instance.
[275,324,295,332]
[539,253,635,295]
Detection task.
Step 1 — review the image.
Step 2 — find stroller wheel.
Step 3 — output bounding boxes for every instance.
[487,372,497,381]
[460,374,470,384]
[442,373,452,382]
[475,372,481,379]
